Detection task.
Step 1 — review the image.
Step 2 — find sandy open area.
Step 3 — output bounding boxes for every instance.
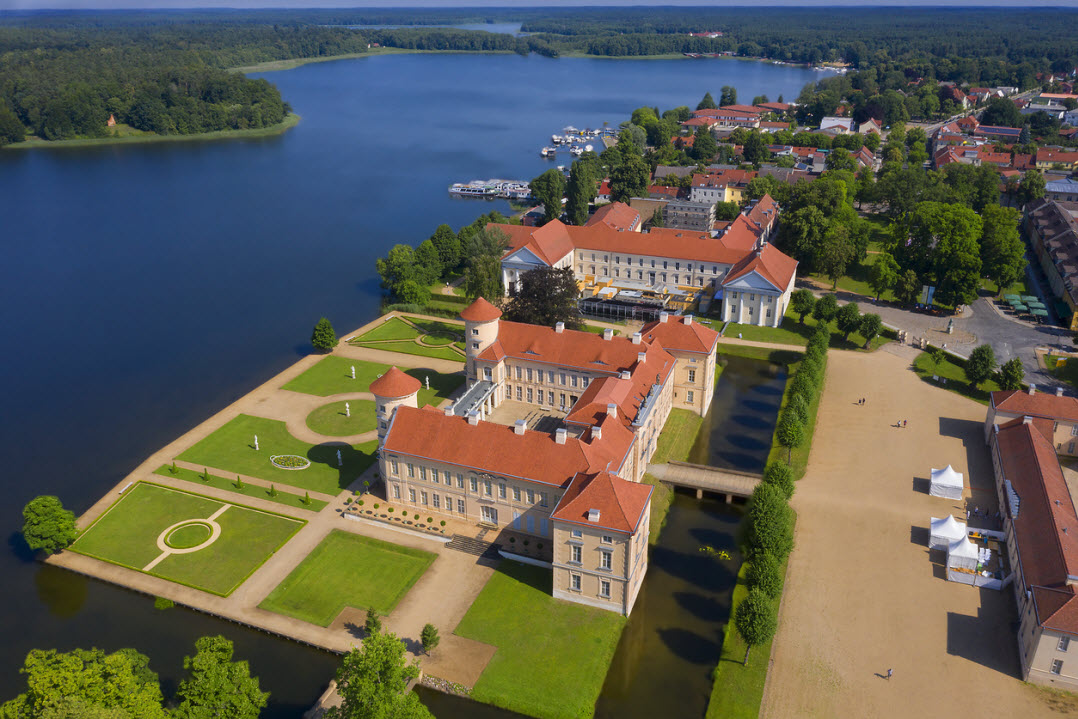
[762,344,1078,718]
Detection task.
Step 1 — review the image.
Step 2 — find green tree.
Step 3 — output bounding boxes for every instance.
[530,168,566,224]
[609,153,650,203]
[376,244,417,295]
[697,92,717,111]
[747,553,783,599]
[997,357,1025,390]
[734,589,778,666]
[719,85,738,107]
[819,225,856,289]
[21,495,77,554]
[858,313,882,345]
[981,97,1023,127]
[420,624,440,656]
[895,269,921,305]
[1016,169,1046,207]
[395,279,431,306]
[310,317,337,352]
[781,206,829,269]
[413,239,443,286]
[713,201,740,221]
[965,344,997,389]
[812,293,838,325]
[790,289,816,324]
[504,267,582,329]
[172,636,268,719]
[741,131,770,165]
[762,461,795,500]
[0,104,26,146]
[461,227,510,301]
[565,160,597,226]
[324,631,431,719]
[835,302,862,341]
[747,482,793,558]
[1,647,167,719]
[364,608,382,636]
[776,412,805,464]
[428,224,461,272]
[825,147,857,172]
[868,252,899,301]
[980,205,1026,293]
[692,125,718,161]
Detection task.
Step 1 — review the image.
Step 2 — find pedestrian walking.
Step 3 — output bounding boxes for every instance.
[887,668,893,680]
[903,419,907,428]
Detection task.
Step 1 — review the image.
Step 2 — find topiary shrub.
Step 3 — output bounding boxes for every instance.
[387,507,393,513]
[440,520,446,527]
[427,517,433,523]
[358,500,365,506]
[762,461,796,500]
[509,537,516,543]
[168,462,179,475]
[414,513,420,520]
[374,503,380,509]
[269,485,278,497]
[747,553,784,599]
[234,475,244,490]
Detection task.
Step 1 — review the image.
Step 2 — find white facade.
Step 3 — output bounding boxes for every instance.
[721,269,796,328]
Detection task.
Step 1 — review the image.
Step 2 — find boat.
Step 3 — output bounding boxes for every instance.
[570,146,583,157]
[563,125,579,134]
[449,182,498,198]
[584,144,593,152]
[541,146,557,157]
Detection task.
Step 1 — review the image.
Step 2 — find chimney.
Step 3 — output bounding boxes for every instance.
[603,328,613,341]
[659,312,669,323]
[444,405,454,417]
[632,332,642,344]
[1029,384,1037,395]
[468,411,480,426]
[588,508,601,523]
[1058,387,1065,397]
[684,315,693,325]
[555,322,565,333]
[592,425,603,441]
[638,351,647,363]
[555,428,567,445]
[1023,415,1034,425]
[620,370,631,380]
[607,403,618,419]
[514,419,526,435]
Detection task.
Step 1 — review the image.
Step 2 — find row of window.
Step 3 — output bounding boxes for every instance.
[728,305,774,319]
[392,484,466,514]
[506,385,579,409]
[568,573,612,599]
[566,544,614,570]
[581,266,709,287]
[727,291,773,303]
[582,255,722,273]
[510,364,590,389]
[389,461,550,506]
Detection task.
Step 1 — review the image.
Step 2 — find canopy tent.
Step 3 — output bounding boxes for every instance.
[1007,297,1023,305]
[1012,304,1028,312]
[1021,295,1039,303]
[1032,308,1049,317]
[1027,300,1045,307]
[946,536,980,572]
[930,465,964,499]
[1004,294,1020,301]
[930,515,968,550]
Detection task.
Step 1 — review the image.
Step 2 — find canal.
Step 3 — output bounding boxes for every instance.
[418,353,785,719]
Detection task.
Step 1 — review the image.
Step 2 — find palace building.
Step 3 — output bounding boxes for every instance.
[373,299,720,615]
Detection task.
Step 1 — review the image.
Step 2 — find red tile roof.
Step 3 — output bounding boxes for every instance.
[551,471,652,534]
[369,366,422,398]
[587,201,640,231]
[639,315,720,355]
[691,169,757,188]
[384,406,633,488]
[723,243,799,291]
[460,297,503,323]
[721,104,766,115]
[496,221,576,266]
[756,102,792,112]
[564,342,674,428]
[719,216,764,252]
[648,184,682,198]
[992,389,1078,423]
[1039,149,1078,165]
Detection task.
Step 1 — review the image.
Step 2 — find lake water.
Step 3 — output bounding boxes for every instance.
[0,52,818,714]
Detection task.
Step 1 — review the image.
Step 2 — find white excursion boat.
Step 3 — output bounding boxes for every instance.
[541,146,557,157]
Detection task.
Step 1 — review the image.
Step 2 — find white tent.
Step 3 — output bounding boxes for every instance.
[930,465,964,500]
[946,536,980,572]
[930,515,967,550]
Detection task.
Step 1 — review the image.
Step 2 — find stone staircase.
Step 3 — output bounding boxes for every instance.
[445,531,502,559]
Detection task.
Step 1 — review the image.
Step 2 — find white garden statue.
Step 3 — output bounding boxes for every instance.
[345,402,350,417]
[351,365,356,380]
[336,449,343,467]
[253,435,259,451]
[425,376,430,390]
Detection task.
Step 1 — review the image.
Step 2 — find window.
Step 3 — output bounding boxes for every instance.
[527,388,533,402]
[483,367,492,381]
[1071,425,1078,437]
[571,545,582,563]
[1061,636,1071,652]
[499,483,507,499]
[457,499,466,513]
[421,491,428,505]
[513,487,521,501]
[433,494,440,508]
[663,261,668,269]
[687,390,695,403]
[537,390,544,405]
[484,480,492,496]
[571,529,583,539]
[409,488,416,502]
[616,256,621,264]
[391,460,399,475]
[750,293,755,301]
[472,328,479,335]
[548,391,555,405]
[548,371,555,383]
[571,376,579,388]
[445,470,453,483]
[615,269,620,278]
[527,489,535,504]
[472,342,479,349]
[541,517,548,535]
[675,262,680,270]
[1052,659,1064,675]
[560,372,567,385]
[457,474,464,488]
[688,369,696,383]
[393,485,401,499]
[515,366,522,380]
[407,463,415,478]
[470,477,478,492]
[420,467,427,481]
[516,386,522,401]
[560,392,566,406]
[712,265,718,274]
[527,368,533,382]
[600,551,612,570]
[506,385,513,399]
[600,580,611,598]
[432,470,440,484]
[571,573,581,591]
[445,496,453,512]
[604,255,609,262]
[540,492,548,507]
[601,534,613,544]
[526,515,535,532]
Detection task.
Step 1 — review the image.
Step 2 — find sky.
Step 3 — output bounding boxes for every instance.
[3,0,1078,8]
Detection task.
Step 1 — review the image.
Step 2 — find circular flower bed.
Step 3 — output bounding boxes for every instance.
[165,522,213,549]
[270,454,311,470]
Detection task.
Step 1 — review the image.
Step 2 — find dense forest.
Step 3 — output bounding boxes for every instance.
[2,7,1077,145]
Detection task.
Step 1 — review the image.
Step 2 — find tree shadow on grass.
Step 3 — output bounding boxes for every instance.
[307,442,377,491]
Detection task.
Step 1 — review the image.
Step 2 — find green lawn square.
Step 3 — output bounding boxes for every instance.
[455,561,627,719]
[70,482,304,596]
[281,356,463,405]
[355,316,423,342]
[258,531,436,626]
[177,414,377,495]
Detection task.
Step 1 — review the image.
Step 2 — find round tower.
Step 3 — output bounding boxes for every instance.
[369,367,421,442]
[460,297,502,383]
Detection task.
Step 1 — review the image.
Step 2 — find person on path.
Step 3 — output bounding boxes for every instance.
[887,668,893,680]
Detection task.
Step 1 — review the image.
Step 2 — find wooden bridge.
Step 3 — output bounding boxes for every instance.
[647,461,762,501]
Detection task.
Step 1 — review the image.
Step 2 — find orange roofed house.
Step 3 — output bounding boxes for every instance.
[375,298,720,615]
[985,388,1078,689]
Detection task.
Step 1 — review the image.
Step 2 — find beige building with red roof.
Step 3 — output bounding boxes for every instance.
[986,389,1078,689]
[375,299,720,614]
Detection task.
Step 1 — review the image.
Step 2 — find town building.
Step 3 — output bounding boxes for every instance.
[689,169,756,204]
[376,299,721,615]
[1024,199,1078,330]
[984,389,1078,689]
[664,198,717,232]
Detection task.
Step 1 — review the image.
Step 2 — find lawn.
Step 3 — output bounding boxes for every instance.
[727,306,891,352]
[306,400,378,437]
[807,252,893,302]
[358,340,465,362]
[70,482,304,596]
[355,317,422,342]
[351,317,466,359]
[1046,354,1078,390]
[912,350,1000,405]
[177,414,377,495]
[456,561,626,719]
[283,356,463,406]
[152,465,328,511]
[644,408,704,543]
[259,531,435,626]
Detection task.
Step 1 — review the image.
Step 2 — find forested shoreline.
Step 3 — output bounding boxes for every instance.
[2,7,1077,146]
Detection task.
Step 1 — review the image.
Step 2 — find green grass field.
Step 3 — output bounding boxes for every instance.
[456,561,626,719]
[177,415,377,495]
[912,350,1000,405]
[152,465,328,511]
[10,114,299,150]
[356,317,423,342]
[351,317,466,359]
[305,400,378,437]
[282,357,463,406]
[728,306,890,352]
[70,482,304,596]
[643,408,704,543]
[259,531,435,626]
[357,340,465,362]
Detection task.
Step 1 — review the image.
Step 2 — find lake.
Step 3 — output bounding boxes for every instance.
[0,52,819,714]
